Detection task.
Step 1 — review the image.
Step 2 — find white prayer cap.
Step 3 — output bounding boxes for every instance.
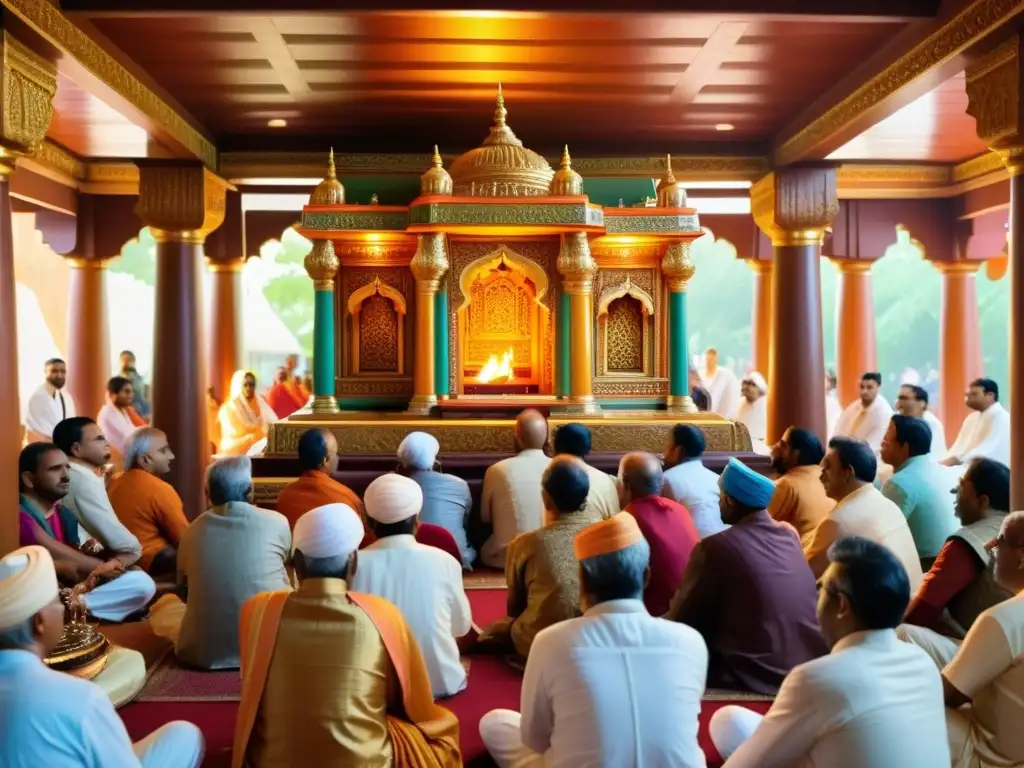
[292,503,364,560]
[365,473,423,524]
[0,546,59,631]
[397,431,439,471]
[744,372,767,393]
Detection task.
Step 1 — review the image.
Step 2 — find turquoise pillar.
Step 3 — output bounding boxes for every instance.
[669,290,687,397]
[434,284,450,397]
[557,291,571,397]
[313,288,335,401]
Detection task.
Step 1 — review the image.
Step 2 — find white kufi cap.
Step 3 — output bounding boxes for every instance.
[365,473,423,524]
[292,503,364,559]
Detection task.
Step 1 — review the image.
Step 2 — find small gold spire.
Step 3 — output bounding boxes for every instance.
[420,144,453,196]
[309,146,345,205]
[432,144,443,166]
[656,152,687,208]
[327,147,337,178]
[549,143,584,196]
[494,82,507,127]
[561,145,572,168]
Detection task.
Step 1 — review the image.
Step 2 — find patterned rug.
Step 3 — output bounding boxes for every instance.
[138,658,242,702]
[463,569,506,590]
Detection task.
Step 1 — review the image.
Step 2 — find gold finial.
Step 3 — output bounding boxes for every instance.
[432,144,443,166]
[369,193,379,205]
[494,83,507,128]
[656,152,687,208]
[327,147,337,178]
[549,143,584,196]
[420,144,453,196]
[309,147,345,205]
[561,145,572,168]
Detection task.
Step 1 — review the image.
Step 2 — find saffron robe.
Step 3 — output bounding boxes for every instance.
[266,383,304,420]
[275,469,371,548]
[218,394,278,456]
[233,579,461,768]
[108,468,190,571]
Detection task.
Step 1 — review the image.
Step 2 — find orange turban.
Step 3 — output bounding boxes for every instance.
[574,513,644,561]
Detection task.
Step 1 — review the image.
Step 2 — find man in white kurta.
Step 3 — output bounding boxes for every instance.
[24,358,77,442]
[942,379,1010,473]
[0,545,204,768]
[700,348,741,419]
[710,536,949,767]
[737,372,768,451]
[663,423,727,538]
[353,473,472,698]
[480,513,708,767]
[832,372,892,455]
[825,370,842,441]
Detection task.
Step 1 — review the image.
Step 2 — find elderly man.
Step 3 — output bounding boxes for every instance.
[275,428,363,534]
[667,459,827,693]
[737,372,768,448]
[768,427,835,547]
[171,456,292,669]
[833,372,893,455]
[480,409,552,568]
[904,458,1011,638]
[482,456,601,660]
[0,546,204,768]
[108,427,189,578]
[881,415,958,566]
[552,423,619,519]
[352,474,472,698]
[397,431,475,568]
[711,537,949,767]
[24,358,76,442]
[619,452,699,616]
[662,423,726,538]
[807,437,923,592]
[18,443,155,622]
[480,513,708,767]
[942,378,1010,471]
[53,417,142,566]
[234,504,460,767]
[899,511,1024,767]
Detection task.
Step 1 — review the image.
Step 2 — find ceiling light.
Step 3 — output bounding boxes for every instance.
[267,118,287,128]
[715,123,735,132]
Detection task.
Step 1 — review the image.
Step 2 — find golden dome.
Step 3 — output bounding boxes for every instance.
[448,84,554,197]
[420,145,453,196]
[309,148,345,206]
[656,154,687,208]
[549,145,583,196]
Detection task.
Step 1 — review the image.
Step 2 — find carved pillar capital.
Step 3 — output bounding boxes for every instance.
[410,233,449,293]
[661,241,696,292]
[134,163,229,242]
[304,238,340,290]
[966,36,1024,173]
[830,257,874,275]
[557,232,597,294]
[932,260,982,275]
[751,166,839,246]
[207,256,246,273]
[0,32,56,176]
[744,258,773,276]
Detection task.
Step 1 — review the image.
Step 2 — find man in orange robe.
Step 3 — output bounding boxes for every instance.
[266,368,305,420]
[233,503,461,768]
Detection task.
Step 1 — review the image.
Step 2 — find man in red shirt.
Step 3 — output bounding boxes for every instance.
[620,452,699,616]
[902,457,1011,638]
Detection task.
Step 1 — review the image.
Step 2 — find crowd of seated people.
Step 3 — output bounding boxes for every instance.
[5,402,1024,767]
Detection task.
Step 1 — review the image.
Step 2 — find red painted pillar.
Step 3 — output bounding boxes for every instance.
[0,173,19,555]
[64,258,110,423]
[206,259,244,404]
[1009,171,1024,509]
[833,259,877,407]
[935,262,982,442]
[747,259,772,378]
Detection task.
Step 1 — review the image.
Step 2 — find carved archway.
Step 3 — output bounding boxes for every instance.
[597,277,653,377]
[347,276,406,375]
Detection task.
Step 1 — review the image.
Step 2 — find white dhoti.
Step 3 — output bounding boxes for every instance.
[132,721,205,768]
[82,570,156,622]
[709,705,765,761]
[479,709,549,768]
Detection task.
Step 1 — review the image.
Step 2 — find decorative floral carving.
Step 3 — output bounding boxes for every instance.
[358,294,399,372]
[605,297,644,372]
[0,31,55,166]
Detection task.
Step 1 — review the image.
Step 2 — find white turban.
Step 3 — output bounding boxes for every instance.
[365,473,423,524]
[0,546,59,631]
[745,372,767,394]
[292,503,364,560]
[397,431,440,471]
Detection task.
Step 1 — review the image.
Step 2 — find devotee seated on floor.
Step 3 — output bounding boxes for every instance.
[767,427,835,547]
[107,427,189,580]
[119,349,151,420]
[97,375,146,458]
[662,423,726,538]
[217,369,278,456]
[880,415,958,568]
[903,458,1011,638]
[552,423,620,520]
[711,536,950,767]
[832,372,893,456]
[480,512,708,767]
[159,456,292,670]
[700,347,741,419]
[896,383,947,454]
[737,371,767,449]
[667,458,827,694]
[265,366,305,420]
[275,427,363,535]
[352,474,472,698]
[0,546,204,768]
[480,409,552,568]
[481,456,602,661]
[24,357,76,443]
[941,377,1010,473]
[899,511,1024,767]
[807,437,923,593]
[398,430,476,569]
[234,504,461,767]
[52,416,143,566]
[619,451,698,616]
[18,443,155,622]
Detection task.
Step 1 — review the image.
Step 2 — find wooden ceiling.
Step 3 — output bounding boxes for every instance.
[60,9,922,156]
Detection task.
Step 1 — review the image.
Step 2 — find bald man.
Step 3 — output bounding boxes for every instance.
[481,409,551,568]
[620,453,700,616]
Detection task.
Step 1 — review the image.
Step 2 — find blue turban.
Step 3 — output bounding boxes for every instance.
[720,457,775,509]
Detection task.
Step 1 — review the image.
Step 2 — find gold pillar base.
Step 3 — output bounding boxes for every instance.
[666,395,698,414]
[555,396,602,416]
[311,395,339,414]
[437,394,451,402]
[406,395,439,415]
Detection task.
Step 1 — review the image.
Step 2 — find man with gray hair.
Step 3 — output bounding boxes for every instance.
[397,430,475,568]
[167,456,291,669]
[480,512,708,766]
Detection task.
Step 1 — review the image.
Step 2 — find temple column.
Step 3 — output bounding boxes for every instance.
[434,283,450,399]
[662,241,696,412]
[409,233,448,414]
[934,262,982,439]
[557,290,571,398]
[134,163,227,517]
[206,257,245,404]
[65,258,110,422]
[832,258,877,406]
[304,239,340,413]
[747,258,772,378]
[558,232,599,413]
[752,167,839,445]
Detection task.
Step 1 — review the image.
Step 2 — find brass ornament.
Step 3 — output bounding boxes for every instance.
[311,394,339,414]
[447,84,555,197]
[410,233,449,291]
[309,148,346,206]
[303,210,409,231]
[44,595,109,680]
[655,154,688,208]
[661,241,696,292]
[603,213,700,235]
[408,201,602,228]
[0,31,57,175]
[557,232,598,294]
[420,145,453,196]
[549,145,584,196]
[305,238,340,290]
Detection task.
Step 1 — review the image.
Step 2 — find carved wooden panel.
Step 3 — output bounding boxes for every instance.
[359,294,399,372]
[606,296,644,372]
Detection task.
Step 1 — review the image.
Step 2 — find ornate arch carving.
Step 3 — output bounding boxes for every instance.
[596,276,655,316]
[347,276,406,375]
[346,275,408,316]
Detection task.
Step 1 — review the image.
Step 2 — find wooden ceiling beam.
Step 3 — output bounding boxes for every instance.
[246,17,310,98]
[669,21,748,105]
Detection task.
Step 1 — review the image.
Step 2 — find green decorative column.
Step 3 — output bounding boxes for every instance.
[434,283,450,399]
[557,290,571,398]
[304,238,340,413]
[662,241,697,412]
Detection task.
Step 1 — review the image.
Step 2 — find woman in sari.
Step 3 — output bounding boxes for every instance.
[217,370,278,456]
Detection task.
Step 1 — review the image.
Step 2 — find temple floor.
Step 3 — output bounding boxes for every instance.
[108,583,772,766]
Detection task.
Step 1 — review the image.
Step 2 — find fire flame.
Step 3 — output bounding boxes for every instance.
[477,349,515,383]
